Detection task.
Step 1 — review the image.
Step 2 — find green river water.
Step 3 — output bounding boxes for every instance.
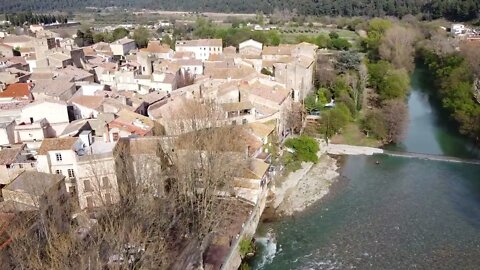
[251,65,480,269]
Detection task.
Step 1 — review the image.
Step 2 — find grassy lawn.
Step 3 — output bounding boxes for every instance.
[330,122,382,147]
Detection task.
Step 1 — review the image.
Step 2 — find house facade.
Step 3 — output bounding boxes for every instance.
[176,39,223,61]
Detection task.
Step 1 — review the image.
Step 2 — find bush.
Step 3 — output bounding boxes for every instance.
[239,237,255,258]
[378,69,410,100]
[330,38,351,51]
[284,135,320,163]
[363,111,387,140]
[368,61,410,101]
[336,51,362,72]
[318,103,352,138]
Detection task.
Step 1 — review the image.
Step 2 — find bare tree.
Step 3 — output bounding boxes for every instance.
[379,25,419,71]
[459,42,480,78]
[425,30,459,56]
[315,54,336,87]
[382,99,408,143]
[4,101,250,270]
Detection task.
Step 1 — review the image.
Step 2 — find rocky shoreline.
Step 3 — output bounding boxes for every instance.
[272,141,342,216]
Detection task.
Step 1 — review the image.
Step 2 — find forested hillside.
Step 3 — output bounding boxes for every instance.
[1,0,478,21]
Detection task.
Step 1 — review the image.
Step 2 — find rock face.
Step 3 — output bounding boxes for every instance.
[474,78,480,104]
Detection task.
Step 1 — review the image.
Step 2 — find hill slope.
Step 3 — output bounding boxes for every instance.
[1,0,478,21]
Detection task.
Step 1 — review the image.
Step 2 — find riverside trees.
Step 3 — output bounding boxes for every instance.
[360,19,414,144]
[420,44,480,143]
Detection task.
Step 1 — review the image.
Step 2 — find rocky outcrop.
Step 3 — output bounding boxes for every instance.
[473,78,480,104]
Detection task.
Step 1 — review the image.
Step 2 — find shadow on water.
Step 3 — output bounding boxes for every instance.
[385,64,480,159]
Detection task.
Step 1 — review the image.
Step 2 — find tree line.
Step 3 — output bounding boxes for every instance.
[419,44,480,144]
[4,12,68,26]
[1,0,478,22]
[75,27,151,48]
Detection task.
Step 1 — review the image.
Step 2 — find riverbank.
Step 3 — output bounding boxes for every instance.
[275,154,340,215]
[271,139,343,216]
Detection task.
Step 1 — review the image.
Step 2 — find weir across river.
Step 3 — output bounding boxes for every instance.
[326,144,480,165]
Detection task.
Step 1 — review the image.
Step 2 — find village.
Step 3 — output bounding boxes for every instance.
[0,18,322,269]
[1,11,480,269]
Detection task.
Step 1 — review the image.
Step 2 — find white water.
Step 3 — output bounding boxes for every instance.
[254,235,278,268]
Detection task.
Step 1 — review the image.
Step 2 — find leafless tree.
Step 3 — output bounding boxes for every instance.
[285,102,304,134]
[422,30,459,56]
[459,42,480,78]
[315,54,336,88]
[379,25,419,71]
[382,99,408,143]
[4,101,249,270]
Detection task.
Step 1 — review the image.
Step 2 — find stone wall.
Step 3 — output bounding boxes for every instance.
[220,186,268,270]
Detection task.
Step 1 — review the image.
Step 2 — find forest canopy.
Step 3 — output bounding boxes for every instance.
[1,0,478,21]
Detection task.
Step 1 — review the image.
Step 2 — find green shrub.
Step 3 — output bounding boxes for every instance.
[284,135,320,163]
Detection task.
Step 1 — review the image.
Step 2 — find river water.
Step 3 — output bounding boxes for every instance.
[251,66,480,269]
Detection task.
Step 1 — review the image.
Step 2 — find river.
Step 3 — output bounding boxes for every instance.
[251,65,480,269]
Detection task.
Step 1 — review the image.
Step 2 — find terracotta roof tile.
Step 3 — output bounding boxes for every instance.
[0,83,31,99]
[70,95,104,110]
[0,148,22,165]
[140,41,172,54]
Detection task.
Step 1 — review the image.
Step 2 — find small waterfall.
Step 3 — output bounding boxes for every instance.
[252,230,277,269]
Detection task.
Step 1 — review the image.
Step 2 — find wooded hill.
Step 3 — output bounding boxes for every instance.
[2,0,478,21]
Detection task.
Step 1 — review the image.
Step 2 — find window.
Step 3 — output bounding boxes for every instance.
[55,169,62,175]
[105,193,112,205]
[19,164,23,169]
[232,120,237,125]
[55,153,62,161]
[102,176,110,188]
[112,132,119,142]
[84,180,94,192]
[86,196,94,208]
[68,169,75,178]
[242,118,247,125]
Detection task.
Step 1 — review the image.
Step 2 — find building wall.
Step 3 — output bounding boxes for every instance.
[16,125,48,145]
[76,156,119,209]
[21,102,70,125]
[180,65,203,75]
[0,121,15,146]
[176,45,222,61]
[78,84,105,96]
[36,155,51,173]
[110,42,136,56]
[239,40,262,51]
[221,186,268,270]
[72,103,100,119]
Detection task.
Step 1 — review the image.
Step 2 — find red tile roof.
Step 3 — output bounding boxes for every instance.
[0,83,31,99]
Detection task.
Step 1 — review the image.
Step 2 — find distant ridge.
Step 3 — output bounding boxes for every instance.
[1,0,478,21]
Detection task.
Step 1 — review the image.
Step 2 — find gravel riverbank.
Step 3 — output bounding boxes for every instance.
[272,139,341,216]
